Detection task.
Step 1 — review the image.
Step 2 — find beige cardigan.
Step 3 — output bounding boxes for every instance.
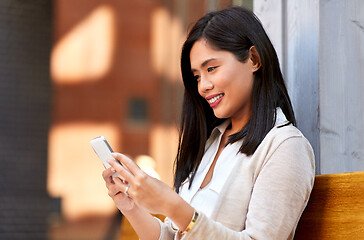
[158,122,315,240]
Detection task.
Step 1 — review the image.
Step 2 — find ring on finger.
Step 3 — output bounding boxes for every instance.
[124,184,130,197]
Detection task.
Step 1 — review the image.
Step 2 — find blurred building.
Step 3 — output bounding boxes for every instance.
[47,0,242,239]
[48,0,238,220]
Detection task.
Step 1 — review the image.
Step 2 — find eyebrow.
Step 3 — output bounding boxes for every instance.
[191,58,218,72]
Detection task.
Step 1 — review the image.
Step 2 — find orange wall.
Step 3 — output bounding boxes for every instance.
[48,0,232,219]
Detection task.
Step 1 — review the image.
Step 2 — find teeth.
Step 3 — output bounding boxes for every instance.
[208,94,224,104]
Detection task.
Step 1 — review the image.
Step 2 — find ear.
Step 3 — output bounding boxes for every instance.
[249,46,261,72]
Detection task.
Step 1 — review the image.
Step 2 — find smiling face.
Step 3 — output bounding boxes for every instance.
[190,39,258,127]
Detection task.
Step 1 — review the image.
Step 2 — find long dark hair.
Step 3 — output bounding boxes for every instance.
[174,6,295,193]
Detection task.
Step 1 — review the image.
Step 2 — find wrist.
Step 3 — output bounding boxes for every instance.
[166,195,195,232]
[120,202,139,216]
[180,209,199,234]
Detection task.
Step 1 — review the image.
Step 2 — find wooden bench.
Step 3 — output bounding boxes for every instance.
[294,171,364,239]
[120,171,364,239]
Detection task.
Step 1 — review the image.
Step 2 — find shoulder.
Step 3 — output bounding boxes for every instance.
[260,108,311,152]
[249,124,315,184]
[265,124,308,146]
[255,124,314,162]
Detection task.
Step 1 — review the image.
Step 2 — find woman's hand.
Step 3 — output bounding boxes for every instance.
[108,153,180,216]
[102,166,135,212]
[106,153,195,231]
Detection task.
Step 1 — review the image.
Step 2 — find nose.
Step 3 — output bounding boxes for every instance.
[198,75,214,94]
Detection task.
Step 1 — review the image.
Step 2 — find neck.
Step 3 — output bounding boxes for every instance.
[229,108,251,134]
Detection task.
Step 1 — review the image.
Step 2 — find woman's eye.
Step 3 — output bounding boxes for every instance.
[194,75,200,82]
[207,66,217,72]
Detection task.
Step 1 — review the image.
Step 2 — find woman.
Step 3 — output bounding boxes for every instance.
[103,6,315,240]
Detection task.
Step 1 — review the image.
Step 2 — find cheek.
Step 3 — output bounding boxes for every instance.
[230,75,254,100]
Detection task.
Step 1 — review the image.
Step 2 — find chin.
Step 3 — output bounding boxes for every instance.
[212,110,229,119]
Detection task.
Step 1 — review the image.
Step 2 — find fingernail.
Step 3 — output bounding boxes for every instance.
[111,168,116,172]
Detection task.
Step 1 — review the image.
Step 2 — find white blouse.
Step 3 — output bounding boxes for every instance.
[179,120,238,217]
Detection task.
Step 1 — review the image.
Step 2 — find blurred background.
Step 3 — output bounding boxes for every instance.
[0,0,362,239]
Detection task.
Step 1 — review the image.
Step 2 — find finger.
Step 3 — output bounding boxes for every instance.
[102,166,116,178]
[113,176,130,188]
[112,153,142,177]
[106,177,126,195]
[112,177,132,197]
[102,167,117,183]
[108,157,135,183]
[113,177,128,191]
[108,186,122,197]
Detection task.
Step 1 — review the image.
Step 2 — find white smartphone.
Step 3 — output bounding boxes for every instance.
[90,136,126,178]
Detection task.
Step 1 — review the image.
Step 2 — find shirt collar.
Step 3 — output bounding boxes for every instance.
[274,107,289,127]
[205,120,231,151]
[216,119,231,134]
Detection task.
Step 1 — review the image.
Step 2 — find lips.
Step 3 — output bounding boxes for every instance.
[206,93,224,108]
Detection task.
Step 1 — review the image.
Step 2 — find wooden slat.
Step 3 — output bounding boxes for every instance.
[294,171,364,239]
[119,217,139,240]
[120,214,165,240]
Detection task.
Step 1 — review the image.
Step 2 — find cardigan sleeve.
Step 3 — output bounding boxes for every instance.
[181,135,315,240]
[155,217,177,240]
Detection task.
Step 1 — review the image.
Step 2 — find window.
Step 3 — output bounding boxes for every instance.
[232,0,253,10]
[128,98,148,125]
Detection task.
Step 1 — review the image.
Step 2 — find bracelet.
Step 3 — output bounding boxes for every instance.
[180,209,199,234]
